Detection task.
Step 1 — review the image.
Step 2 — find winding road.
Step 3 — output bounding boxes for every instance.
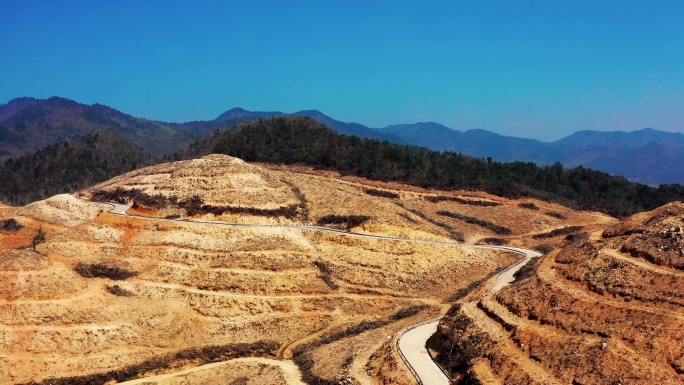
[396,247,540,384]
[93,200,540,385]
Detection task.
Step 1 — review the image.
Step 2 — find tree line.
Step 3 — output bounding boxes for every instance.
[181,115,684,217]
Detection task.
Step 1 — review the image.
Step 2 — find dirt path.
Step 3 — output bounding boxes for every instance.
[118,357,306,385]
[602,248,684,277]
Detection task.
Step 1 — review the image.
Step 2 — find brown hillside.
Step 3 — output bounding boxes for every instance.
[430,202,684,385]
[0,155,612,384]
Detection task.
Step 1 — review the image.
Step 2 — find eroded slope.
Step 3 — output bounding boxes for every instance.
[431,202,684,384]
[0,155,614,384]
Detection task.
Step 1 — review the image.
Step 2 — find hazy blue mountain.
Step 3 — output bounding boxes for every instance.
[0,97,198,160]
[581,142,684,185]
[215,107,285,123]
[382,123,553,163]
[3,96,682,185]
[0,97,39,122]
[552,127,684,151]
[383,124,684,185]
[292,110,405,143]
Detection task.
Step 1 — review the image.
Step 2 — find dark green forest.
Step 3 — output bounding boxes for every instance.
[0,129,155,205]
[2,114,683,217]
[180,116,684,217]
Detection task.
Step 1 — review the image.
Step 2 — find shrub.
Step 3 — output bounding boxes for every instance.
[426,195,500,207]
[478,237,507,246]
[437,210,511,235]
[75,263,138,280]
[179,195,300,219]
[0,218,23,232]
[106,285,135,297]
[395,203,464,241]
[32,227,46,251]
[313,261,338,290]
[27,341,279,385]
[317,214,371,230]
[565,232,588,242]
[545,211,567,219]
[536,244,554,254]
[512,257,542,282]
[519,202,539,210]
[292,305,428,385]
[532,226,583,239]
[364,188,399,199]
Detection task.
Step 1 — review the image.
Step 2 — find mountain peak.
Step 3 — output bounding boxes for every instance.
[215,107,284,122]
[0,97,41,122]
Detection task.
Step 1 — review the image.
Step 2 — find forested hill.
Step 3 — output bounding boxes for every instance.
[0,129,156,205]
[178,115,684,217]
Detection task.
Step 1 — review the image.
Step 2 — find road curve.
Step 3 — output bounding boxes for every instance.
[90,199,541,384]
[396,247,540,385]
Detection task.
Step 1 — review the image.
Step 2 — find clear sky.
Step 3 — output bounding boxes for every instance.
[1,1,683,141]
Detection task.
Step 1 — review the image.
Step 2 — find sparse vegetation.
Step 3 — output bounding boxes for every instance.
[448,271,499,302]
[545,211,567,219]
[293,306,428,385]
[0,218,23,232]
[565,232,588,242]
[512,257,542,282]
[283,180,310,222]
[180,195,300,219]
[363,188,399,199]
[532,226,583,239]
[395,203,464,241]
[25,341,279,385]
[316,214,371,230]
[105,285,135,297]
[519,202,539,210]
[437,210,512,235]
[313,261,338,290]
[74,263,138,280]
[398,212,419,223]
[536,244,554,254]
[426,195,500,207]
[31,227,45,251]
[477,237,507,246]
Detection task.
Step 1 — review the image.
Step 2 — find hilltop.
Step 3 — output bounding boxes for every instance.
[178,115,684,217]
[0,154,612,384]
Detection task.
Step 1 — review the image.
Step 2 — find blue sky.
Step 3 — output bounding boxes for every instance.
[1,1,683,141]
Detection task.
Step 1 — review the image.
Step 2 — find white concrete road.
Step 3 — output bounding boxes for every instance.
[397,319,447,385]
[396,247,540,384]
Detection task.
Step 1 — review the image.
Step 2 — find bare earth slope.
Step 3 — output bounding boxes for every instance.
[0,155,612,384]
[430,202,684,384]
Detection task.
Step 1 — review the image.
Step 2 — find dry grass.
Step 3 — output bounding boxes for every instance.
[0,155,616,384]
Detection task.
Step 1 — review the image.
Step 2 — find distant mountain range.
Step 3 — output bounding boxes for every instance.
[1,96,682,185]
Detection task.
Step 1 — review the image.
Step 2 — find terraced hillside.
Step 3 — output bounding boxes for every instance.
[430,202,684,384]
[0,155,612,384]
